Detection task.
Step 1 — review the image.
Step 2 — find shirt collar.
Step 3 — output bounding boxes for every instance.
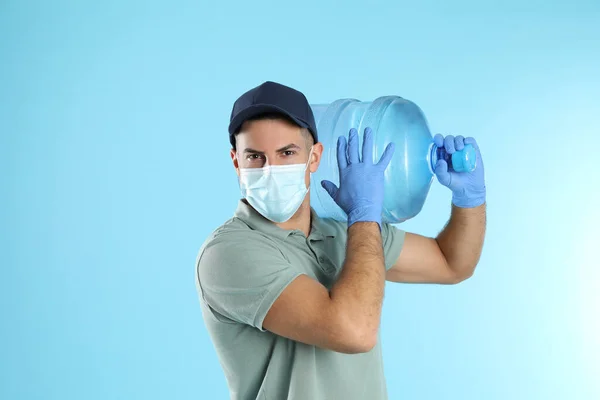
[233,200,337,240]
[309,208,337,240]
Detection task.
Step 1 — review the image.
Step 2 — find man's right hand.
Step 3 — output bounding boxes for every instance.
[321,127,395,228]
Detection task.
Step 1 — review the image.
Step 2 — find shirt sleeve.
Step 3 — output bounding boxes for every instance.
[381,223,406,271]
[196,231,302,331]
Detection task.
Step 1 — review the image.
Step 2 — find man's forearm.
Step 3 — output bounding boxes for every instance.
[330,222,385,343]
[436,203,486,279]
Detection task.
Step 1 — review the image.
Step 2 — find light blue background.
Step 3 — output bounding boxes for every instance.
[2,1,599,399]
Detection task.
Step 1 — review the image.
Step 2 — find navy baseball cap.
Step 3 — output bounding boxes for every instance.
[228,81,318,147]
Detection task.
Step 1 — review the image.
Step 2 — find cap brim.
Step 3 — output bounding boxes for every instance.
[228,103,310,136]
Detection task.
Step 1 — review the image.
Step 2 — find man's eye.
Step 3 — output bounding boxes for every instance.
[247,154,263,160]
[283,151,296,156]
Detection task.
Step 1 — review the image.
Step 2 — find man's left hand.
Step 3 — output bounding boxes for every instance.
[434,134,486,208]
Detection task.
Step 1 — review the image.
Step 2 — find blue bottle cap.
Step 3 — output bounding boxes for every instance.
[451,144,477,173]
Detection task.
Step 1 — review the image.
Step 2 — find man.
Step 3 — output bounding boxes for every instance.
[195,81,486,399]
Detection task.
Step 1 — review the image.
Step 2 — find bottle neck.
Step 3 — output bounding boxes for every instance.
[429,144,446,173]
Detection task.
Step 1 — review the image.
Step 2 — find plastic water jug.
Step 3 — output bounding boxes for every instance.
[308,96,476,224]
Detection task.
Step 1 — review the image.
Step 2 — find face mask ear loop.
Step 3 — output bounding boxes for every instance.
[305,146,314,173]
[305,146,314,194]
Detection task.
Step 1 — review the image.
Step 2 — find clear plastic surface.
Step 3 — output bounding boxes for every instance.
[309,96,469,224]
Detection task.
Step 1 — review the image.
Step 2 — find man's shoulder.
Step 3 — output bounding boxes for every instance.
[206,215,250,240]
[194,215,292,290]
[196,216,283,265]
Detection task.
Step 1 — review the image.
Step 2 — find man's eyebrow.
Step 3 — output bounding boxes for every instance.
[243,144,301,154]
[243,148,263,154]
[275,144,301,152]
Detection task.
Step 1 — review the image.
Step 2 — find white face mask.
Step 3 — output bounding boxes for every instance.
[238,148,313,223]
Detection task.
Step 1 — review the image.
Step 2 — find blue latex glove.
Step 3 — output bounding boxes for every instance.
[321,127,395,228]
[434,134,486,208]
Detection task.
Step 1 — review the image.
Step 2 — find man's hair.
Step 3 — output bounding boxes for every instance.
[232,112,314,151]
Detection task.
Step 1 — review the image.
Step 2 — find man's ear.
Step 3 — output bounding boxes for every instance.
[230,149,240,176]
[309,142,324,173]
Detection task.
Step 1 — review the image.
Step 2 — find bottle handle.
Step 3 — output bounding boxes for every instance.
[431,143,477,173]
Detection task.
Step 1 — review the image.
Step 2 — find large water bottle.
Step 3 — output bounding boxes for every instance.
[309,96,476,224]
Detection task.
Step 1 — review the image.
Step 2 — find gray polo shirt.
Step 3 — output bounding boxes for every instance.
[195,200,405,400]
